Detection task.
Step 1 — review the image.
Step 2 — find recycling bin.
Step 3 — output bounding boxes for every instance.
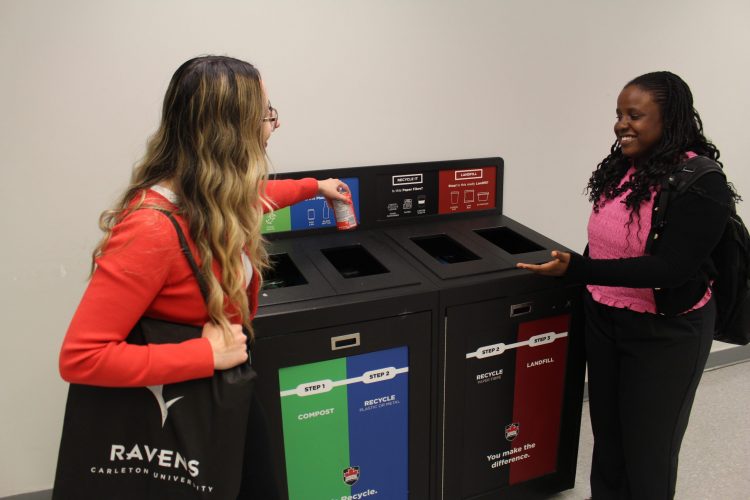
[251,173,439,500]
[251,157,585,500]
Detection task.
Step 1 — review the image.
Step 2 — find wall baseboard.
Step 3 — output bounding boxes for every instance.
[581,344,749,401]
[4,344,748,500]
[2,492,50,500]
[704,343,750,371]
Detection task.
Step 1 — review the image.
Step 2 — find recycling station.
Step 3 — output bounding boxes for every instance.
[251,157,586,500]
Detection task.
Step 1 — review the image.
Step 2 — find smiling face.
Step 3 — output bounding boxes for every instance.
[615,85,663,161]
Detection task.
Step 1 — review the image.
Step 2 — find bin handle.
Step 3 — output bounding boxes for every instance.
[331,332,361,351]
[510,302,533,317]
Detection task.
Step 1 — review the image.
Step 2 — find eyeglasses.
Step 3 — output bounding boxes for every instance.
[262,104,279,129]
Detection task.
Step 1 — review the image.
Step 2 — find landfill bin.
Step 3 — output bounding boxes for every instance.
[377,158,586,499]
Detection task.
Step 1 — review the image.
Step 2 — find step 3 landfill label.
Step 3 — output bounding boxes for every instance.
[279,347,409,500]
[509,315,569,485]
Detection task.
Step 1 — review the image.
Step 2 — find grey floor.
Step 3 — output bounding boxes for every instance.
[549,360,750,500]
[6,360,748,500]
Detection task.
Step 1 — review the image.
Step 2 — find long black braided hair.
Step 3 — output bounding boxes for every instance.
[586,71,738,216]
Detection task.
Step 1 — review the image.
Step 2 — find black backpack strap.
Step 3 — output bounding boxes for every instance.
[671,156,725,193]
[645,156,725,255]
[151,208,211,305]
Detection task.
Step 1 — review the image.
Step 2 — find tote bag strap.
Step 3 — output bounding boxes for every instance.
[151,208,211,305]
[151,208,254,362]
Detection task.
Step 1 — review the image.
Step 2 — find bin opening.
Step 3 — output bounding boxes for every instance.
[321,245,389,278]
[411,234,480,264]
[262,253,308,290]
[474,227,544,254]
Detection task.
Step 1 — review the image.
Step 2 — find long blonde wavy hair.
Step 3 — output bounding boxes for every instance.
[92,56,271,340]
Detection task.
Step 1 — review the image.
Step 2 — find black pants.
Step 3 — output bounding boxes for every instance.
[584,292,714,500]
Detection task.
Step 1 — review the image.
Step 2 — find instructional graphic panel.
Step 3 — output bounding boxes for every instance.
[262,177,360,234]
[278,347,409,500]
[438,166,496,214]
[376,171,438,220]
[460,314,569,496]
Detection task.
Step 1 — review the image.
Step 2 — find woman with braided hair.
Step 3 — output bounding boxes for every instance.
[518,71,738,499]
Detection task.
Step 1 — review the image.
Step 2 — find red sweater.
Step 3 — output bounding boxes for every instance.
[59,178,318,387]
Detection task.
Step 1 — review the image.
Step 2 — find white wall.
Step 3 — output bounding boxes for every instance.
[1,0,749,495]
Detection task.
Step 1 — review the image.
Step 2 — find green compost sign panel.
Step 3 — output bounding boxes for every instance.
[279,346,409,500]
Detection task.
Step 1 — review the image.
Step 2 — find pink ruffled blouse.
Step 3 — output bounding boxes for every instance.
[587,155,711,314]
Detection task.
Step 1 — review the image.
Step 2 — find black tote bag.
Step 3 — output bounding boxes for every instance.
[53,210,257,500]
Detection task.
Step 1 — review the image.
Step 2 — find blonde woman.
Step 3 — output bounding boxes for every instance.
[57,55,349,498]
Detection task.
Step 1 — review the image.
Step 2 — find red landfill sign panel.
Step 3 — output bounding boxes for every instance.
[438,166,496,214]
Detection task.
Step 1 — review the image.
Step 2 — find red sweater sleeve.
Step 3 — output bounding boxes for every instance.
[263,178,319,212]
[59,209,214,387]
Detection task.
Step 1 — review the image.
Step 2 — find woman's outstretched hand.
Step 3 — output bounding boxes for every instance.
[516,250,571,277]
[317,178,351,204]
[202,322,248,370]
